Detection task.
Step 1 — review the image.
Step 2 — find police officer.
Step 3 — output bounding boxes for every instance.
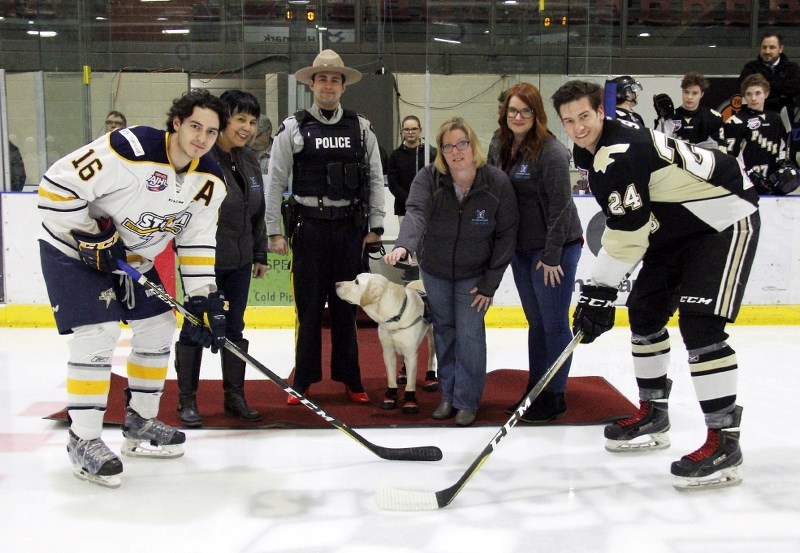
[265,50,386,405]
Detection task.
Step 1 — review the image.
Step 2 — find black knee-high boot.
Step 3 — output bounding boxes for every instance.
[174,342,203,428]
[222,339,261,422]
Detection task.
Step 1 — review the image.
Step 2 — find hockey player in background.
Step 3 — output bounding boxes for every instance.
[611,75,646,127]
[38,89,230,488]
[553,80,760,491]
[725,73,789,194]
[653,72,725,150]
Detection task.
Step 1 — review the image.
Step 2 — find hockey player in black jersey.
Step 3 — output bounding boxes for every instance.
[610,76,646,127]
[654,72,724,150]
[553,80,760,491]
[725,73,789,194]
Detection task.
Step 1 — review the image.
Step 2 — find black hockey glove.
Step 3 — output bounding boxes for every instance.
[185,292,228,354]
[653,93,674,120]
[573,285,618,344]
[72,223,127,273]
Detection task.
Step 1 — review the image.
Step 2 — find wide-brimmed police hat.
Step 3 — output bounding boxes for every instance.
[295,49,362,85]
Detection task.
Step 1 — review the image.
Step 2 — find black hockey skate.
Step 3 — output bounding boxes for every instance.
[671,405,743,492]
[67,430,123,489]
[604,380,671,453]
[121,407,186,459]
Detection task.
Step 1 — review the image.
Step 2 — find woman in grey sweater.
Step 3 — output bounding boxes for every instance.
[385,117,518,426]
[490,82,584,422]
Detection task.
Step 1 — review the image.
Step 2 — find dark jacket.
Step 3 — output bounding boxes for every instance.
[387,142,437,215]
[211,144,268,271]
[396,163,518,296]
[739,53,800,113]
[492,136,583,266]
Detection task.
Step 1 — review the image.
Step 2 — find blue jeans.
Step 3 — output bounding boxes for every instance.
[421,270,487,412]
[510,241,581,392]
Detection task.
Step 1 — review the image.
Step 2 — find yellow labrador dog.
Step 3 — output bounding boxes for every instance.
[335,273,436,414]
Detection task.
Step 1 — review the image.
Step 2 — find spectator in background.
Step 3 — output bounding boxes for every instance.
[104,111,127,134]
[489,82,583,422]
[385,116,518,426]
[739,32,800,116]
[387,114,436,280]
[653,72,725,150]
[725,74,789,194]
[9,141,27,191]
[250,115,273,176]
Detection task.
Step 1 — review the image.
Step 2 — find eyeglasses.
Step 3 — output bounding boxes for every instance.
[403,127,420,132]
[507,107,534,119]
[441,139,470,154]
[105,120,125,128]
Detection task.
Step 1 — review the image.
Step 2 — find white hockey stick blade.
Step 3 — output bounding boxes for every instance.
[376,488,440,511]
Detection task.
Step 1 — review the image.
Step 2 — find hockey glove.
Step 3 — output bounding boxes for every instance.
[653,93,674,120]
[185,292,228,354]
[573,285,617,344]
[72,223,127,273]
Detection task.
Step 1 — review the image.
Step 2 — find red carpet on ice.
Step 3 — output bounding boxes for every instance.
[46,328,636,429]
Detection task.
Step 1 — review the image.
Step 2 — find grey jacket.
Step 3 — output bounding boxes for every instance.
[491,135,583,266]
[396,163,518,296]
[212,144,268,271]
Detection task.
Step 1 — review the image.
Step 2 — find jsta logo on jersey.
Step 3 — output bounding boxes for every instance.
[680,296,713,305]
[146,171,169,192]
[122,211,192,240]
[747,118,762,130]
[315,136,351,149]
[471,209,489,225]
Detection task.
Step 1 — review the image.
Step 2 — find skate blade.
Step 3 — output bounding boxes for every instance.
[673,467,742,492]
[73,466,121,489]
[605,433,670,453]
[121,439,184,459]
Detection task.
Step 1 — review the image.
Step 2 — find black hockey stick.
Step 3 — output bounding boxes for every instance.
[116,260,442,463]
[375,331,583,510]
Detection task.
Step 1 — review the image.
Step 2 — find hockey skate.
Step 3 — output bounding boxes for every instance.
[121,407,186,459]
[671,405,743,492]
[604,380,671,453]
[67,430,123,489]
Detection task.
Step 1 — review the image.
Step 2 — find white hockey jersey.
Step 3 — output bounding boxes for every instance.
[38,126,227,297]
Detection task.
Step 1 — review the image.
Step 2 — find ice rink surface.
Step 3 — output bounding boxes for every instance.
[1,325,799,553]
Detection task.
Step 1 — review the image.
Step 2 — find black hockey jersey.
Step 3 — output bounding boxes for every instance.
[572,119,759,288]
[724,106,787,180]
[615,107,646,128]
[671,106,724,148]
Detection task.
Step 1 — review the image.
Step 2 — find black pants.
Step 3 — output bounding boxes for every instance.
[291,217,363,388]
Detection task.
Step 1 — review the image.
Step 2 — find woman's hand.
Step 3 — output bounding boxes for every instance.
[537,260,564,288]
[384,247,408,266]
[252,262,268,279]
[469,287,493,312]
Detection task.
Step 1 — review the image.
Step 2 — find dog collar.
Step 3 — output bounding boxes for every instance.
[385,294,408,324]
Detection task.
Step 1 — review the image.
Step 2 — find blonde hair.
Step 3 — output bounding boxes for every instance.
[434,116,486,174]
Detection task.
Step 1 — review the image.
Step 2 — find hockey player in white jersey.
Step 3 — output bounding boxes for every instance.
[553,80,760,491]
[38,89,229,488]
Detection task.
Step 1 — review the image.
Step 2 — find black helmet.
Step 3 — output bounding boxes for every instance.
[613,76,643,104]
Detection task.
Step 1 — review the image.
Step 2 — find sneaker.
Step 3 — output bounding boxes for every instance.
[604,380,672,452]
[671,405,743,491]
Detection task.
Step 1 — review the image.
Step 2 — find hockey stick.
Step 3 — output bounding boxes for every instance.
[375,331,583,510]
[116,260,442,463]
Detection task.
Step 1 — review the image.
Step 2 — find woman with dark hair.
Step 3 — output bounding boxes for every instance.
[174,89,268,427]
[385,116,518,426]
[490,82,583,422]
